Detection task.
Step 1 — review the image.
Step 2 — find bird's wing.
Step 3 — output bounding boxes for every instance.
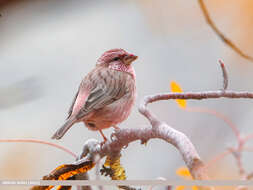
[74,68,128,120]
[66,90,79,119]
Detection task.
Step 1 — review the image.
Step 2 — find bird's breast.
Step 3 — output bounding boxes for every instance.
[84,83,136,130]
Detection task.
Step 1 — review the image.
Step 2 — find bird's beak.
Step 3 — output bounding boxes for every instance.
[124,54,138,65]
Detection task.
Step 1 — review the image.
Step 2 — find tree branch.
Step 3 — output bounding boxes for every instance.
[219,59,228,90]
[0,138,77,158]
[198,0,253,62]
[37,61,253,189]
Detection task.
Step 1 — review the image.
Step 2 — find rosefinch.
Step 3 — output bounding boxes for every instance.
[52,48,137,142]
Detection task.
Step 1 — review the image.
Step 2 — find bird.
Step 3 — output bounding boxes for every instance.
[51,48,138,142]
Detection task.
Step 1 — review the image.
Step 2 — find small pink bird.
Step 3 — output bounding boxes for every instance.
[52,48,137,142]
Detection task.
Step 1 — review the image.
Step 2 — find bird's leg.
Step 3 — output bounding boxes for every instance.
[112,125,120,130]
[98,129,107,146]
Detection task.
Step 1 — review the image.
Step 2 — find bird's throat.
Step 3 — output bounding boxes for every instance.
[108,63,136,78]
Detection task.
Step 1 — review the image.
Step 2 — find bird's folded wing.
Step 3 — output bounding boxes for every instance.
[75,72,127,120]
[67,90,79,119]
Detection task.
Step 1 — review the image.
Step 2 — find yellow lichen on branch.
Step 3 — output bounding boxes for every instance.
[101,154,126,180]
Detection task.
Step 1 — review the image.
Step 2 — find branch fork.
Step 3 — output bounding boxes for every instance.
[76,61,253,188]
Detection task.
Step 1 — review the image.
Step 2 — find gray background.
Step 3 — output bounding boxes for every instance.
[1,0,253,189]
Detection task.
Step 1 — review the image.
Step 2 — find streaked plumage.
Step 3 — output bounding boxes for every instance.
[52,49,137,141]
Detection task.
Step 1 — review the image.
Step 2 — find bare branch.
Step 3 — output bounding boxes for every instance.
[77,125,206,180]
[219,60,228,90]
[185,107,240,141]
[206,149,232,168]
[0,138,77,158]
[76,126,210,190]
[198,0,253,62]
[74,61,253,190]
[139,98,208,181]
[142,91,253,102]
[242,133,253,143]
[41,60,253,189]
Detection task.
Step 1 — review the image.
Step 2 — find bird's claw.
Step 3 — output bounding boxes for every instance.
[140,138,148,145]
[100,139,107,147]
[112,125,120,131]
[123,144,128,149]
[100,165,114,177]
[110,132,118,141]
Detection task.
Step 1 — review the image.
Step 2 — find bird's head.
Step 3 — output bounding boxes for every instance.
[96,49,138,75]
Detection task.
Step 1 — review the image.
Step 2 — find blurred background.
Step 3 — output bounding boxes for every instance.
[1,0,253,189]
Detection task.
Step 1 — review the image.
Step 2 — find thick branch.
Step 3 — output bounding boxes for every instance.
[76,95,211,181]
[139,95,208,181]
[67,62,253,189]
[77,126,207,180]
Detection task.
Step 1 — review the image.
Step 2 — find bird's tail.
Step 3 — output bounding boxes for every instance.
[51,117,76,140]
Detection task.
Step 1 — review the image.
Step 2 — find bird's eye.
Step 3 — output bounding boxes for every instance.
[113,57,120,61]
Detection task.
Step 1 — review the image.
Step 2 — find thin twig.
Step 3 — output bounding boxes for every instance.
[0,138,77,158]
[242,146,253,152]
[198,0,253,62]
[242,133,253,143]
[185,107,240,141]
[206,149,232,168]
[219,60,228,90]
[229,147,246,177]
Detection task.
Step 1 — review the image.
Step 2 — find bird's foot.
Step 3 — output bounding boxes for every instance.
[100,165,113,177]
[112,125,120,130]
[98,129,108,147]
[110,131,118,141]
[100,138,108,147]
